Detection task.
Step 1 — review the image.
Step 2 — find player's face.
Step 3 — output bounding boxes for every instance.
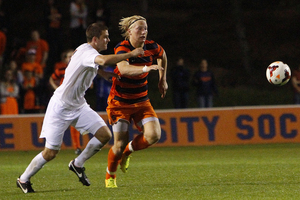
[96,30,110,51]
[129,20,148,43]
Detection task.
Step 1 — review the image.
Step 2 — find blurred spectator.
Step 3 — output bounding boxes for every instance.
[54,49,73,70]
[91,0,110,26]
[0,69,19,114]
[7,60,24,112]
[7,60,23,85]
[22,70,38,113]
[93,65,114,111]
[49,49,73,90]
[21,49,43,80]
[0,29,6,69]
[70,0,88,49]
[291,64,300,104]
[49,65,65,90]
[21,49,44,110]
[44,0,63,69]
[192,59,218,108]
[26,30,49,68]
[170,57,190,108]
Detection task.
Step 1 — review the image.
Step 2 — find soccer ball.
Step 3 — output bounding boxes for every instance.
[266,61,291,86]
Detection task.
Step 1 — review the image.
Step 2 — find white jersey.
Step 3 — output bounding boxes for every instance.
[54,43,99,108]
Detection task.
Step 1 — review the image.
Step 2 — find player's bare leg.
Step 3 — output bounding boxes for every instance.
[122,120,161,157]
[105,120,161,188]
[69,125,111,186]
[120,120,161,172]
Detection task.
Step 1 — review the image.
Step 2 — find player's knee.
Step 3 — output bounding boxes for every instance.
[42,149,58,161]
[143,120,161,145]
[113,141,127,155]
[146,129,161,145]
[102,129,112,143]
[95,126,112,144]
[148,133,161,144]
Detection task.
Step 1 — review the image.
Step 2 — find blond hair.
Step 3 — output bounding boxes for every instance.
[119,15,146,40]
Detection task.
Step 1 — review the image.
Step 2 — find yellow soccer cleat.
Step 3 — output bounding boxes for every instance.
[120,155,131,173]
[105,177,117,188]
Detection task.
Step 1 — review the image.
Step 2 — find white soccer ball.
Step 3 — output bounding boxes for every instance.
[266,61,291,86]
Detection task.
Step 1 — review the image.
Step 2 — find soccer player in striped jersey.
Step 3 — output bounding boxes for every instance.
[105,15,168,188]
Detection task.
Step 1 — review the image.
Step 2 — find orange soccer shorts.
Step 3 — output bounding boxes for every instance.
[106,99,158,131]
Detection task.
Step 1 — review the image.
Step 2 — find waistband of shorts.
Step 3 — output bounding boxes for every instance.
[52,95,86,110]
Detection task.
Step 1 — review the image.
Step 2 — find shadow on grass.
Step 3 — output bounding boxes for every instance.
[35,188,78,193]
[10,188,77,195]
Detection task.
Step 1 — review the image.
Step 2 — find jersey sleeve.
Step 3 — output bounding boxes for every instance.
[81,48,100,69]
[114,42,130,62]
[154,43,164,59]
[115,45,130,54]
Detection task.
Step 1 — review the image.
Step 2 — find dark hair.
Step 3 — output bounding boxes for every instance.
[86,23,108,42]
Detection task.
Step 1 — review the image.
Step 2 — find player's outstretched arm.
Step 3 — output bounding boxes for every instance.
[157,51,168,98]
[117,61,163,76]
[94,48,144,67]
[97,68,120,82]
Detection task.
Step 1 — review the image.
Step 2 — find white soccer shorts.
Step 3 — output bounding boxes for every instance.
[40,96,107,150]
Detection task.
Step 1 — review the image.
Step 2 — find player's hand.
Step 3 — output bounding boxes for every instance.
[158,79,168,98]
[143,65,164,73]
[130,48,144,57]
[100,71,120,82]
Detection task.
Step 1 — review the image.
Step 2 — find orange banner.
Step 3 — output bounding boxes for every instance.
[1,105,300,151]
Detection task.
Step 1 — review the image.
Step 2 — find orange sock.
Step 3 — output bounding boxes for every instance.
[106,148,122,179]
[123,134,150,156]
[70,126,81,149]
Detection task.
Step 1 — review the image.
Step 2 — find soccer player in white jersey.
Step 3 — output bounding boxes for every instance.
[16,23,144,193]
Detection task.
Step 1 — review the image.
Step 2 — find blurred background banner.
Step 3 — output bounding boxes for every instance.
[1,105,300,151]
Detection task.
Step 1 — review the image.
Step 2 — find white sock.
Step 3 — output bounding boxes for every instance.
[20,152,47,182]
[128,141,134,152]
[74,137,103,168]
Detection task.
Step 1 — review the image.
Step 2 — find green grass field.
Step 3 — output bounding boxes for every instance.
[2,144,300,200]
